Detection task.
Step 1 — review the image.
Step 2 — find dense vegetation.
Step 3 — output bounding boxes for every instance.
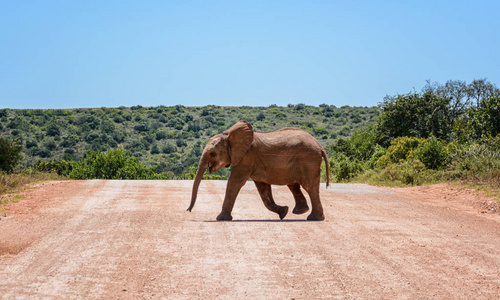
[329,79,500,188]
[1,79,499,195]
[0,104,379,179]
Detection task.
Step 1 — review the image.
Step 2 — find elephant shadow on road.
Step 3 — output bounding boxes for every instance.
[201,219,320,223]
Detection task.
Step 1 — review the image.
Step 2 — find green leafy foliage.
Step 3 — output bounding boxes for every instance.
[69,149,157,179]
[329,152,365,182]
[368,160,430,186]
[448,139,500,179]
[1,79,498,187]
[376,137,424,168]
[467,96,500,139]
[0,138,23,173]
[0,104,379,178]
[414,136,449,170]
[36,160,74,176]
[328,79,500,187]
[377,92,450,144]
[378,79,500,145]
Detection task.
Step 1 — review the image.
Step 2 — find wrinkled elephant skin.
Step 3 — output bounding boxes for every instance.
[188,121,329,221]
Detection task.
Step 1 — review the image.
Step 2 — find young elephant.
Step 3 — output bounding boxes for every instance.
[187,121,329,221]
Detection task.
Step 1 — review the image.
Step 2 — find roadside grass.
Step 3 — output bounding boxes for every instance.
[455,172,500,201]
[0,195,25,206]
[354,168,500,201]
[0,170,65,217]
[0,169,65,196]
[352,167,445,187]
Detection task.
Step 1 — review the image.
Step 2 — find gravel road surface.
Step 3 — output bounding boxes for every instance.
[1,180,499,299]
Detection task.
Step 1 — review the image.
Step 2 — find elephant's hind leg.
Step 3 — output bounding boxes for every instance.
[302,184,325,221]
[288,184,309,214]
[254,181,288,220]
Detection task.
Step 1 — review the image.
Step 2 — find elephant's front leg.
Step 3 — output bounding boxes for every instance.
[217,172,249,221]
[254,181,289,220]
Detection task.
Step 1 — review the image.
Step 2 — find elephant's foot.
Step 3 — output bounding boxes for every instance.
[277,206,289,220]
[216,211,233,221]
[292,203,309,215]
[307,211,325,221]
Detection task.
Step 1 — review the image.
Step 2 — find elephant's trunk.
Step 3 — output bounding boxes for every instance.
[187,156,208,212]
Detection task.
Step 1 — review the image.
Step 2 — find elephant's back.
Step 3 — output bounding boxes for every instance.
[254,128,323,155]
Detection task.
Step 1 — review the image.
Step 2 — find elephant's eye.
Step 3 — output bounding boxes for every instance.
[209,152,216,157]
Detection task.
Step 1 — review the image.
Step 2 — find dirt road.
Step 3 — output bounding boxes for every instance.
[1,180,500,299]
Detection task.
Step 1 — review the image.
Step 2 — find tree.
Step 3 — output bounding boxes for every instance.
[150,144,160,154]
[187,121,202,132]
[162,143,177,154]
[468,79,499,108]
[468,96,500,138]
[134,123,148,132]
[423,80,471,120]
[47,124,61,137]
[0,138,23,172]
[377,91,450,144]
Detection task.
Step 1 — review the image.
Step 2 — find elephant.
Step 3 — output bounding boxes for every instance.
[187,121,330,221]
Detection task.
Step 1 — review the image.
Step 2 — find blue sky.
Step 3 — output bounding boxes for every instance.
[1,1,499,109]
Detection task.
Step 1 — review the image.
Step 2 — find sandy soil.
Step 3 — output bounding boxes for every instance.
[1,180,499,299]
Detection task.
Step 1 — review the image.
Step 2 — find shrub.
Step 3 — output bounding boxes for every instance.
[61,134,80,147]
[313,127,329,136]
[46,124,61,137]
[187,121,202,132]
[134,123,148,132]
[25,140,38,149]
[36,160,74,176]
[0,138,23,173]
[150,144,160,154]
[330,153,365,182]
[449,143,500,178]
[377,136,423,167]
[162,143,177,154]
[69,149,156,179]
[367,144,387,169]
[379,160,428,185]
[414,136,449,170]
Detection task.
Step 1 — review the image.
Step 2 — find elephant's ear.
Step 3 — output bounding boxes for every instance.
[225,121,254,166]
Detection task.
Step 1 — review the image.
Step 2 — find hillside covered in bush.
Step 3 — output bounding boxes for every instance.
[1,79,499,191]
[0,104,379,178]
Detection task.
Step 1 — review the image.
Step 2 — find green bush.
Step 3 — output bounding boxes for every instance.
[466,96,500,139]
[376,136,423,167]
[69,149,156,179]
[0,138,23,173]
[449,143,500,178]
[330,153,365,182]
[378,160,428,186]
[414,136,450,170]
[36,160,74,176]
[328,127,379,161]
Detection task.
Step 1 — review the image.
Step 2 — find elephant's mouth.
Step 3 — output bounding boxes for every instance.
[208,162,229,173]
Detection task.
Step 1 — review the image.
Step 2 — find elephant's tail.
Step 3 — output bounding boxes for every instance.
[322,149,330,188]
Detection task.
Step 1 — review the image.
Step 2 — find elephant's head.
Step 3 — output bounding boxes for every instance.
[187,121,254,212]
